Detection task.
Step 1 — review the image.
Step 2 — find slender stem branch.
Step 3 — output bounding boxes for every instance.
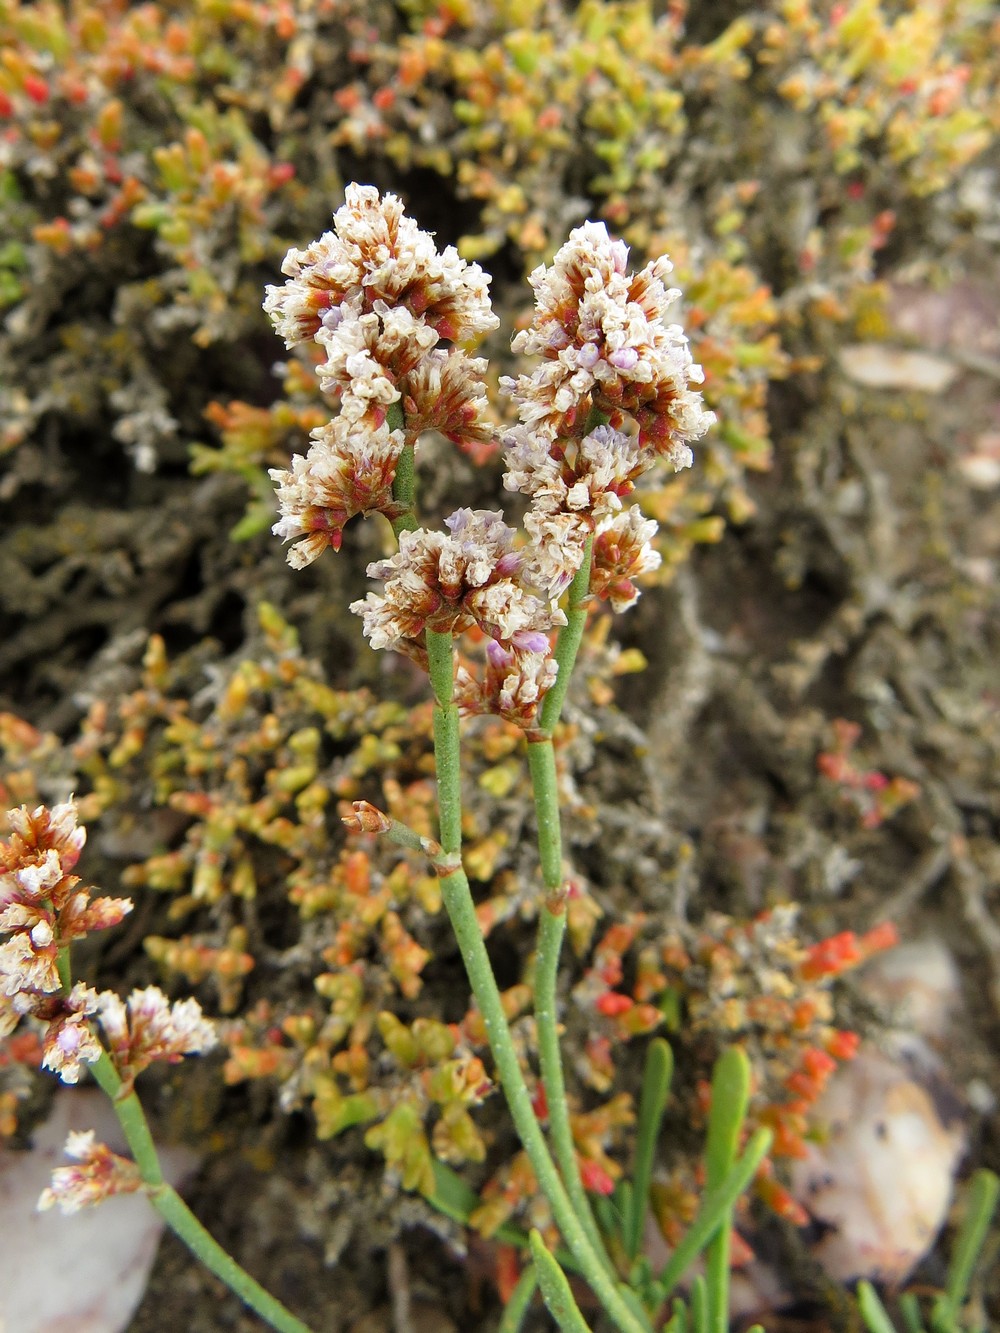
[538,537,593,737]
[149,1185,313,1333]
[88,1051,164,1185]
[526,533,610,1268]
[528,739,610,1271]
[88,1048,313,1332]
[424,629,648,1333]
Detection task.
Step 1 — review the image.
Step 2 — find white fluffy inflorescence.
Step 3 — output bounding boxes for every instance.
[501,220,715,612]
[38,1130,143,1214]
[269,191,716,723]
[0,802,216,1093]
[97,986,217,1091]
[501,221,715,465]
[264,184,500,567]
[351,508,565,657]
[0,800,132,1004]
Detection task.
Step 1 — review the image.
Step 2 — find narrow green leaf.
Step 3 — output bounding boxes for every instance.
[899,1291,927,1333]
[627,1038,674,1262]
[663,1299,688,1333]
[935,1169,1000,1325]
[655,1127,772,1295]
[704,1047,750,1192]
[690,1275,709,1333]
[529,1231,592,1333]
[498,1264,538,1333]
[703,1049,751,1333]
[857,1280,898,1333]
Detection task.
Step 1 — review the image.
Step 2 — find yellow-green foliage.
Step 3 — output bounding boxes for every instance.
[5,0,993,556]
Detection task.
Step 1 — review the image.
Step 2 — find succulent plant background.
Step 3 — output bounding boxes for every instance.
[1,0,999,1329]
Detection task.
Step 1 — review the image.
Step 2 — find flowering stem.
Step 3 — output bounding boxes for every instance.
[88,1050,164,1185]
[525,533,610,1269]
[388,403,419,538]
[528,740,611,1273]
[87,1046,313,1333]
[424,629,647,1333]
[538,536,593,737]
[149,1186,314,1333]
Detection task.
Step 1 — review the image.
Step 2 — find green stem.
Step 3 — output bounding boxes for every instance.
[150,1185,313,1333]
[88,1051,164,1185]
[387,402,418,539]
[528,738,610,1272]
[538,536,594,737]
[498,1264,539,1333]
[526,534,612,1274]
[425,629,648,1333]
[88,1049,312,1333]
[530,1231,592,1333]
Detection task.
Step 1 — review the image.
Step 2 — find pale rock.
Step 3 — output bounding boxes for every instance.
[789,1048,965,1284]
[838,345,959,393]
[0,1089,200,1333]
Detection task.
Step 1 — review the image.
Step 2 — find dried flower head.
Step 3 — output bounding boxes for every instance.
[501,221,715,463]
[40,983,102,1084]
[37,1130,142,1214]
[0,801,131,1001]
[1,800,86,902]
[455,638,559,728]
[351,509,566,654]
[589,507,663,611]
[504,422,649,524]
[264,183,499,348]
[401,348,496,454]
[97,986,217,1090]
[270,418,406,567]
[520,509,590,600]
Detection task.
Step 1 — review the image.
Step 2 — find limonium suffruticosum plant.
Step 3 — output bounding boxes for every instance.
[0,800,312,1333]
[264,183,715,1331]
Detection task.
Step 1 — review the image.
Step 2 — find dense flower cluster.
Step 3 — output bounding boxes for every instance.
[265,184,500,567]
[0,802,215,1095]
[0,801,132,1002]
[270,419,406,567]
[502,223,714,607]
[351,509,565,657]
[270,192,714,729]
[37,1130,143,1215]
[264,184,498,349]
[502,223,716,463]
[96,985,217,1093]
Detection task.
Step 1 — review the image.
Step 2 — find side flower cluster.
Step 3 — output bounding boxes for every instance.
[1,803,216,1090]
[38,1130,143,1215]
[0,799,132,1008]
[501,221,716,608]
[264,183,500,566]
[351,508,564,652]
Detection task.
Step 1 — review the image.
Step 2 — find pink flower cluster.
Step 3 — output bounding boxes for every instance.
[265,184,499,565]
